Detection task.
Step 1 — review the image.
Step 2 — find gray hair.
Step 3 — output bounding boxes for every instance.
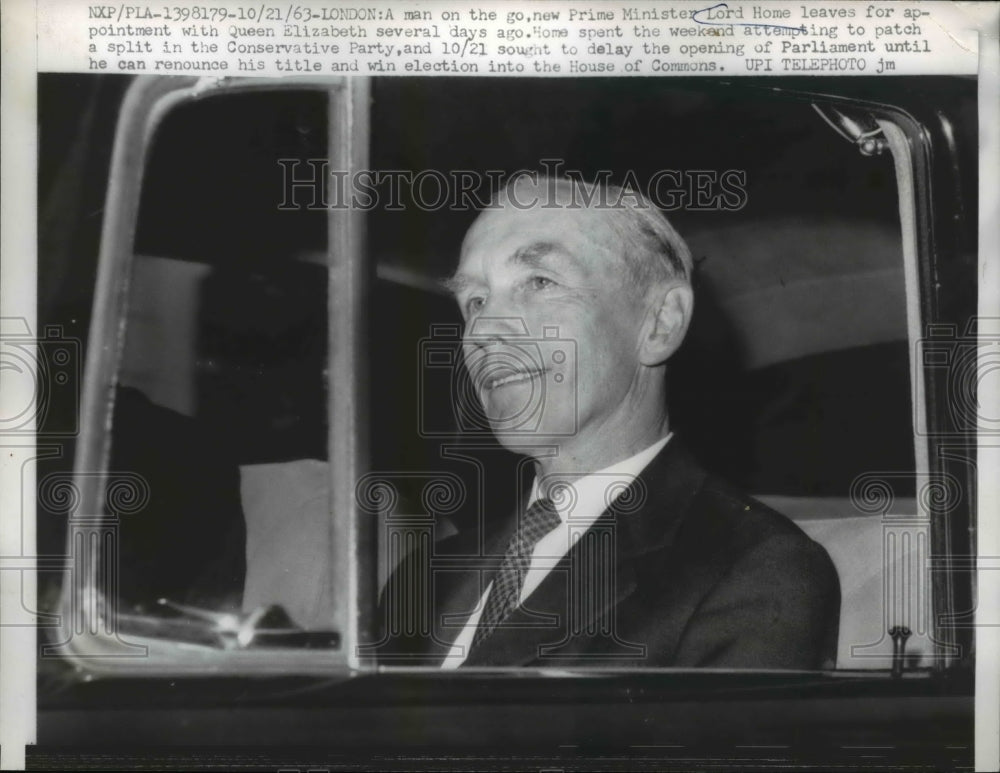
[493,175,693,288]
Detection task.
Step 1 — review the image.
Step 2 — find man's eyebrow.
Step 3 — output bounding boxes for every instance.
[440,242,570,295]
[440,274,475,296]
[510,241,566,268]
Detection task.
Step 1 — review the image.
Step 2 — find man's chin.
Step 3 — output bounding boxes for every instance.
[483,414,538,435]
[478,389,536,427]
[476,385,576,440]
[484,411,575,444]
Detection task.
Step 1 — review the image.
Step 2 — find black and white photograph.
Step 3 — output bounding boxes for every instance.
[2,1,996,769]
[24,69,980,769]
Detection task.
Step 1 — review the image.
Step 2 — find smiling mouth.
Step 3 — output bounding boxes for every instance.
[483,368,546,391]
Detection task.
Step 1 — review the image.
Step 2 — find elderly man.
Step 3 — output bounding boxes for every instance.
[378,176,840,669]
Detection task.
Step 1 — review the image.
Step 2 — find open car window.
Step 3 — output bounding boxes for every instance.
[48,75,974,679]
[50,77,369,672]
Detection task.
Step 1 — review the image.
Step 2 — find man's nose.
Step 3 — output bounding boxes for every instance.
[463,315,531,349]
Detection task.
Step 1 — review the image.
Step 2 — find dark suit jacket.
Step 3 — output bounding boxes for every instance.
[373,439,840,669]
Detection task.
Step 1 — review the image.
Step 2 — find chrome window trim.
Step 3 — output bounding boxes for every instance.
[52,75,371,678]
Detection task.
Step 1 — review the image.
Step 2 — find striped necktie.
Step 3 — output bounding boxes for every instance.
[471,497,562,649]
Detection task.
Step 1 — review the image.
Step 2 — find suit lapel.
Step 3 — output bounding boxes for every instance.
[432,462,534,654]
[462,439,708,667]
[431,522,508,652]
[461,521,639,666]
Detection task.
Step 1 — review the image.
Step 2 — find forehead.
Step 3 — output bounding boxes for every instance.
[458,201,619,275]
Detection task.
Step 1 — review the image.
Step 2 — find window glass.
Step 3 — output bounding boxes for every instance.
[365,79,918,671]
[85,78,929,671]
[108,91,338,638]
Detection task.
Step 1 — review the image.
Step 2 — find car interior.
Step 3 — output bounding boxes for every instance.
[59,76,939,672]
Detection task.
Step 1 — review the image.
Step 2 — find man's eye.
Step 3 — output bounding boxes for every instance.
[466,297,486,315]
[530,276,555,290]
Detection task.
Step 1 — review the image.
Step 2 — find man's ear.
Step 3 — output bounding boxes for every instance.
[638,282,694,367]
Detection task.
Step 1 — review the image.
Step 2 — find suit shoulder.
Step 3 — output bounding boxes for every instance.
[673,474,838,591]
[692,475,816,545]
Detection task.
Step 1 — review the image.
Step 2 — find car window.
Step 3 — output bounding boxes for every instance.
[117,91,332,626]
[56,76,966,677]
[360,79,923,671]
[58,82,363,668]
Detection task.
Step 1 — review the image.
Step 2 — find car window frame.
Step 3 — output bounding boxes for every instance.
[53,74,974,681]
[51,75,372,677]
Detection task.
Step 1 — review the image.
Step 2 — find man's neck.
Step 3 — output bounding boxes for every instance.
[532,415,671,479]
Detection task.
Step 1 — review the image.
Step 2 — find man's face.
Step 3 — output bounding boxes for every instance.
[450,201,648,447]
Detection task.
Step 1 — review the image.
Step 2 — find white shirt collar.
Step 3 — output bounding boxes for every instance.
[441,434,673,668]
